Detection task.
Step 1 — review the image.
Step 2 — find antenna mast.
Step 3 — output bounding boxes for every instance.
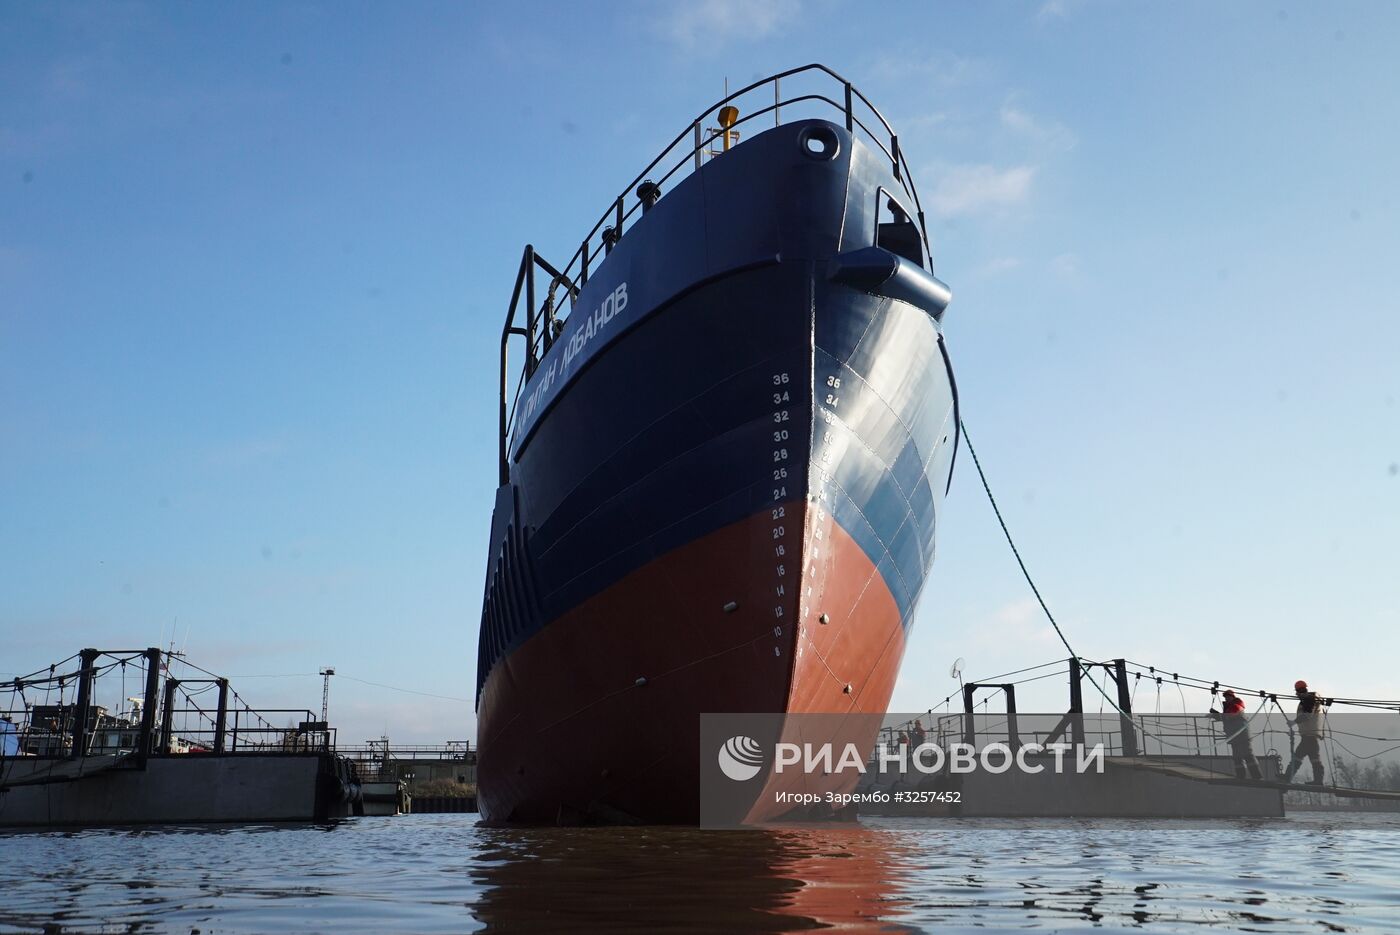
[319,667,335,723]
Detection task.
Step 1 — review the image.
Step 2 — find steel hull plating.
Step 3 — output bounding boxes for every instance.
[477,120,956,823]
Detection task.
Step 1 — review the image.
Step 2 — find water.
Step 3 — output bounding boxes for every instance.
[4,813,1400,933]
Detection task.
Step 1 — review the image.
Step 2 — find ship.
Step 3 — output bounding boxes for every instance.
[475,65,959,824]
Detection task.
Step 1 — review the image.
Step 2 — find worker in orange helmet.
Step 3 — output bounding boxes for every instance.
[1209,689,1262,780]
[1282,679,1329,785]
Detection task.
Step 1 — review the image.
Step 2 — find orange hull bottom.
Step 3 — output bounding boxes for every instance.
[477,500,907,825]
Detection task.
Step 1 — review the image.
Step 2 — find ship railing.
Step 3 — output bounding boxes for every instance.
[498,63,930,485]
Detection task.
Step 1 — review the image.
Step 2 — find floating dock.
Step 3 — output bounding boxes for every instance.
[0,647,362,828]
[859,657,1400,819]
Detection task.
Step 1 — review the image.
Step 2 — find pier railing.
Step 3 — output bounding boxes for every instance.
[341,742,476,785]
[879,713,1283,762]
[339,742,474,762]
[880,656,1400,776]
[1,648,337,759]
[497,63,930,484]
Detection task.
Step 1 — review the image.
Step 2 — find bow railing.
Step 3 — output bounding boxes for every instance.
[498,64,929,485]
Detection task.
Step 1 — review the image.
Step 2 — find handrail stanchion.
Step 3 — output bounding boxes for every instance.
[844,82,854,132]
[213,678,229,753]
[524,245,537,375]
[580,239,589,286]
[1069,658,1084,749]
[1114,658,1138,757]
[70,648,98,759]
[160,677,179,754]
[498,336,509,485]
[1006,684,1020,751]
[500,249,532,486]
[542,290,554,353]
[891,134,901,182]
[962,682,977,747]
[693,121,703,170]
[138,646,161,762]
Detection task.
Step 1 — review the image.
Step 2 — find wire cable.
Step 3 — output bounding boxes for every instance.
[334,674,471,704]
[962,419,1220,754]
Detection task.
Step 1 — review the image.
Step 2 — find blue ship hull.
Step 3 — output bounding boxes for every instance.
[477,115,957,824]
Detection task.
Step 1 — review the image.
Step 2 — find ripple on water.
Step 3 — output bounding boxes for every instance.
[2,813,1400,932]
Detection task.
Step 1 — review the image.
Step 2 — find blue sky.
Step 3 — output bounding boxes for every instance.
[3,2,1397,743]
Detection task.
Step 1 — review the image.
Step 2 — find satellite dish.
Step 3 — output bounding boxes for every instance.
[949,658,965,680]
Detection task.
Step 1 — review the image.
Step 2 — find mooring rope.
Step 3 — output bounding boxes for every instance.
[961,418,1400,775]
[960,419,1212,754]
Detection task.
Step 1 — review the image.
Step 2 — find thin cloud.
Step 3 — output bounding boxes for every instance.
[1000,101,1077,152]
[1048,252,1081,279]
[969,598,1058,652]
[1037,0,1082,21]
[869,51,986,89]
[898,112,953,132]
[203,436,289,469]
[972,256,1023,278]
[930,163,1036,217]
[44,58,99,102]
[655,0,800,49]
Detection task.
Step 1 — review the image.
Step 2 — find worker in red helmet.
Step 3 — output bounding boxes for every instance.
[1283,679,1329,785]
[1209,689,1262,780]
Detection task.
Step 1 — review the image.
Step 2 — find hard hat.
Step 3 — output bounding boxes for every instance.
[1294,679,1309,691]
[1222,689,1237,698]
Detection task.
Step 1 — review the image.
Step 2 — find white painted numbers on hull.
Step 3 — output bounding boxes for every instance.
[769,371,793,658]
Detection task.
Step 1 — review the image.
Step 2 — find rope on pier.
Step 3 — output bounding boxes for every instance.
[961,417,1400,784]
[962,420,1286,756]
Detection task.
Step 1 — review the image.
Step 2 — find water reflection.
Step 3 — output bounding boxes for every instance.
[3,815,1399,933]
[469,824,918,932]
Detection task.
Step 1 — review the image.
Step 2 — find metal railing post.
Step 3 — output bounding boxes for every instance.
[1114,659,1138,757]
[524,245,537,375]
[891,134,901,181]
[498,336,509,485]
[693,121,702,170]
[1068,658,1084,749]
[1005,684,1020,750]
[213,678,229,753]
[160,677,179,754]
[961,683,978,747]
[70,648,99,758]
[542,291,555,352]
[844,82,854,132]
[138,647,161,761]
